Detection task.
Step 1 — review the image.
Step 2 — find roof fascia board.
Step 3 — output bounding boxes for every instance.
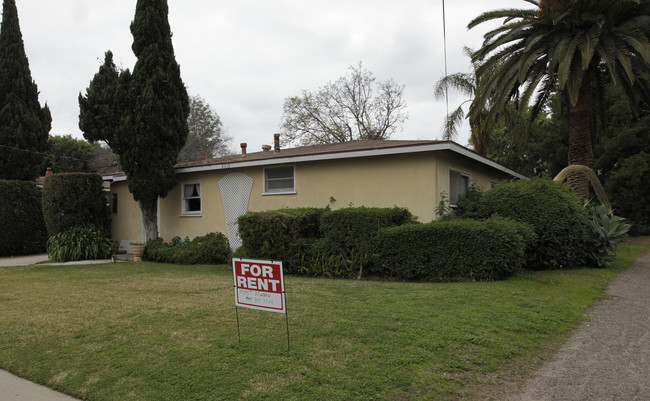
[175,143,451,174]
[445,143,528,179]
[101,142,526,180]
[176,142,526,179]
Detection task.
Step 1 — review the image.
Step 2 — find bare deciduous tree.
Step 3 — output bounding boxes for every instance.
[280,63,408,146]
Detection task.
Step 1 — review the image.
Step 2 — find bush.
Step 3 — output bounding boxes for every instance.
[305,207,418,279]
[238,208,327,273]
[42,173,110,236]
[454,179,592,269]
[372,217,535,281]
[145,232,231,265]
[605,152,650,232]
[0,180,48,256]
[47,225,112,262]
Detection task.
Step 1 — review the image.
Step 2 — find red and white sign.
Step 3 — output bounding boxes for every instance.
[232,258,285,314]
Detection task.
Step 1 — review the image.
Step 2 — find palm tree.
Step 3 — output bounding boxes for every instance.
[434,69,473,142]
[468,0,650,198]
[435,47,500,155]
[434,47,520,156]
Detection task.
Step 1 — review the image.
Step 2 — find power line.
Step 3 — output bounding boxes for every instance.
[442,0,450,139]
[0,143,89,162]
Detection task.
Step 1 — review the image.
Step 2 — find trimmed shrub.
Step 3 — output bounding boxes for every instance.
[306,207,418,278]
[0,180,48,256]
[454,179,592,269]
[42,173,110,236]
[145,232,231,264]
[238,208,328,273]
[372,217,535,281]
[46,225,112,262]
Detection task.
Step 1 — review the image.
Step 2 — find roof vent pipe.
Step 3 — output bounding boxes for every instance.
[274,133,281,152]
[240,143,247,155]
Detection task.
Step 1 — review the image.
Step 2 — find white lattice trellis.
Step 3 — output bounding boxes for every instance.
[218,172,254,251]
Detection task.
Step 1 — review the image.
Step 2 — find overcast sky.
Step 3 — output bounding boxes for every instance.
[14,0,531,153]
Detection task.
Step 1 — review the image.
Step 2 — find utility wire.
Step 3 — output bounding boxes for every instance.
[0,143,88,161]
[442,0,450,139]
[0,143,121,171]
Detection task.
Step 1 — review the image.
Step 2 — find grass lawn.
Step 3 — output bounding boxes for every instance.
[1,243,648,401]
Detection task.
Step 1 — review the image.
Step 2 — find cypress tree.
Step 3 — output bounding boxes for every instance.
[79,0,189,241]
[0,0,51,180]
[78,51,120,146]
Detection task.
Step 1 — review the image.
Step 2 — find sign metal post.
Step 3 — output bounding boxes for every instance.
[232,258,290,351]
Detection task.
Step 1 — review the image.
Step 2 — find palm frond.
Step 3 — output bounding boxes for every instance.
[557,35,581,90]
[433,73,475,99]
[441,105,466,141]
[468,8,537,30]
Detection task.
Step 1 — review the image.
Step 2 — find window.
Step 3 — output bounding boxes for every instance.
[264,166,295,194]
[182,182,201,215]
[111,193,118,213]
[449,169,471,206]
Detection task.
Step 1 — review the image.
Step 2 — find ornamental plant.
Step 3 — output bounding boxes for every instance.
[586,203,631,267]
[47,226,112,262]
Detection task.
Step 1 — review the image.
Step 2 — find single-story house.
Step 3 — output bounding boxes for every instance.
[104,138,525,251]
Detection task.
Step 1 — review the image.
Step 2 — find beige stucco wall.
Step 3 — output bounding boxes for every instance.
[434,150,510,195]
[248,153,437,221]
[110,181,143,243]
[109,150,514,245]
[159,171,229,241]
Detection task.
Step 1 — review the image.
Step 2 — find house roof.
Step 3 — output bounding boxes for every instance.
[104,140,527,181]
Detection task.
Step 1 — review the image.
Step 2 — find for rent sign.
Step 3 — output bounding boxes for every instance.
[232,258,286,313]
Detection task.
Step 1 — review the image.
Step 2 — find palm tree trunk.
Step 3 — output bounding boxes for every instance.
[567,75,593,199]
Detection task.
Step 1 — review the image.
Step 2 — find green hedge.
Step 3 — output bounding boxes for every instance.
[145,232,231,264]
[238,208,327,273]
[372,217,535,281]
[306,207,418,278]
[0,180,48,256]
[455,179,592,269]
[42,173,110,236]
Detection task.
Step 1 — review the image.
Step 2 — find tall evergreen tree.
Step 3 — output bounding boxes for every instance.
[78,51,120,146]
[0,0,51,180]
[79,0,189,241]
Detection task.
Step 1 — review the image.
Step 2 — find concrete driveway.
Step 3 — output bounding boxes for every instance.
[0,254,48,267]
[0,254,114,267]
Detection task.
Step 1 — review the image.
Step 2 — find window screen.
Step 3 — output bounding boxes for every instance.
[449,170,470,206]
[264,166,294,193]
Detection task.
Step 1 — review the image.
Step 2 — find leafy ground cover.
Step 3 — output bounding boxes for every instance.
[0,242,648,400]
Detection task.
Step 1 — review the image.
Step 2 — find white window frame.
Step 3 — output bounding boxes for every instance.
[181,181,202,216]
[263,165,296,195]
[449,169,472,207]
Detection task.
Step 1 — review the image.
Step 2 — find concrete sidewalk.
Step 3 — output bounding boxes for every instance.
[0,370,79,401]
[510,251,650,400]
